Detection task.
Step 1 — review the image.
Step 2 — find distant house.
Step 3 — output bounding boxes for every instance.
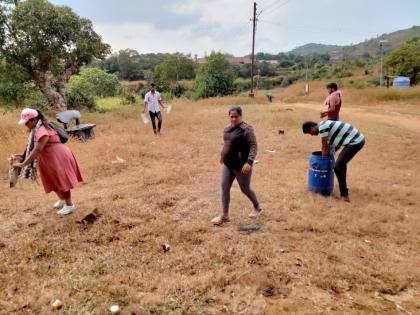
[261,60,279,65]
[196,56,252,65]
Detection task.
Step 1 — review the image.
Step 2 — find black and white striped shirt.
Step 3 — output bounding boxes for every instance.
[319,120,364,150]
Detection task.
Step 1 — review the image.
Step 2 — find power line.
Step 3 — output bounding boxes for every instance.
[261,0,294,19]
[259,0,285,13]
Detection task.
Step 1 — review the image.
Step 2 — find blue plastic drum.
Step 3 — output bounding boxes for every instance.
[308,151,334,196]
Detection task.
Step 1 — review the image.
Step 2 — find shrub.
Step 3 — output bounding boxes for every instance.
[234,78,251,92]
[281,73,301,87]
[66,76,96,111]
[78,68,121,97]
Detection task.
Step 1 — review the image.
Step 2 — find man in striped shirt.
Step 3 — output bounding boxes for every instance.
[302,120,365,202]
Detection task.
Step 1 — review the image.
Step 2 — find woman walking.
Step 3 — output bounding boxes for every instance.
[212,106,262,225]
[13,108,84,215]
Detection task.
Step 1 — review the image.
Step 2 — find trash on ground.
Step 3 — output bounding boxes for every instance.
[51,299,63,310]
[76,208,99,224]
[110,304,120,314]
[278,129,285,135]
[238,224,262,234]
[111,156,126,164]
[254,160,260,164]
[266,150,276,153]
[162,243,171,253]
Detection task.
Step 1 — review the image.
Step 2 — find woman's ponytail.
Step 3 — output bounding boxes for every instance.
[35,109,50,129]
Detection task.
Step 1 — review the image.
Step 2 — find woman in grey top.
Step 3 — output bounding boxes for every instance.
[212,106,262,225]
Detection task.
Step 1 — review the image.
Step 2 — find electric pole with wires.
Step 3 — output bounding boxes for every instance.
[249,2,257,97]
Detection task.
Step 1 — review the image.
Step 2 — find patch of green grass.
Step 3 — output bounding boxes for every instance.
[96,97,123,110]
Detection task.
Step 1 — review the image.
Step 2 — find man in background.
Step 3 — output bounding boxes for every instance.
[321,82,342,121]
[143,83,165,135]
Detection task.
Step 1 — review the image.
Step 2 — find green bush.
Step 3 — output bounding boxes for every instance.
[77,68,121,97]
[160,92,174,101]
[66,76,96,111]
[66,68,122,110]
[281,73,301,87]
[233,77,283,92]
[26,88,49,110]
[183,90,198,100]
[234,78,251,92]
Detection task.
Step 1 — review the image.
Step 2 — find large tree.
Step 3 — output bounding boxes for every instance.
[196,52,235,98]
[153,53,195,89]
[386,37,420,85]
[0,0,110,110]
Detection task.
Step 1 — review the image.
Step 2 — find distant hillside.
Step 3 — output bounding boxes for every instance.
[289,43,340,56]
[289,26,420,58]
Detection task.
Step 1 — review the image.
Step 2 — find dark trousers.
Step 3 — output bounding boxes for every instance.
[334,139,365,197]
[149,111,162,133]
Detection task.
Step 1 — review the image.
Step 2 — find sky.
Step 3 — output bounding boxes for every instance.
[50,0,420,57]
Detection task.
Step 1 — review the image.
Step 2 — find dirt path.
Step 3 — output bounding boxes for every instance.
[289,102,420,133]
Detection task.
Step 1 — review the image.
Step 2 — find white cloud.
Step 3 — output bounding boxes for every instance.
[53,0,420,56]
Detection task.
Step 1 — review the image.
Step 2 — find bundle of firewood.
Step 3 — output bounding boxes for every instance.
[8,155,22,188]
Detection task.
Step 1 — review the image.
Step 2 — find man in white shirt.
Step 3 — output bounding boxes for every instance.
[143,83,165,135]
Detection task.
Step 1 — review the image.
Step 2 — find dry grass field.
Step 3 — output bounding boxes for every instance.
[0,86,419,314]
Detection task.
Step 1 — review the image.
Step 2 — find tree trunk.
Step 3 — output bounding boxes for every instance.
[35,79,67,111]
[31,70,67,111]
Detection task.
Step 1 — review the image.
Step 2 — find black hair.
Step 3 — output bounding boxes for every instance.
[302,121,318,134]
[326,82,338,90]
[228,105,242,116]
[35,109,50,129]
[150,83,156,87]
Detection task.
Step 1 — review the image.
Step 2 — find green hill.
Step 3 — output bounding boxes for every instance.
[289,43,341,56]
[289,26,420,58]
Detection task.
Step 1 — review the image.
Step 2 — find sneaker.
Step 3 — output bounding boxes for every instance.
[249,208,263,218]
[53,200,65,209]
[57,205,76,215]
[211,214,230,225]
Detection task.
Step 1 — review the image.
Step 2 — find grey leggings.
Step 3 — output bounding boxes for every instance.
[221,165,260,214]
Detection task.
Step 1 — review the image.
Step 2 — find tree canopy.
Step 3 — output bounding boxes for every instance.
[196,52,235,98]
[386,37,420,85]
[153,53,195,90]
[0,0,110,109]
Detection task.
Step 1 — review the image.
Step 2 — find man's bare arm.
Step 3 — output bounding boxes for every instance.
[321,137,330,156]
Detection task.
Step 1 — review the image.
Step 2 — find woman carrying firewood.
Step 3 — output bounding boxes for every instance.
[13,108,84,215]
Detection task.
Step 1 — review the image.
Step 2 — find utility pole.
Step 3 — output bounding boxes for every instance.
[305,56,309,95]
[379,39,388,87]
[380,42,384,87]
[249,2,257,97]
